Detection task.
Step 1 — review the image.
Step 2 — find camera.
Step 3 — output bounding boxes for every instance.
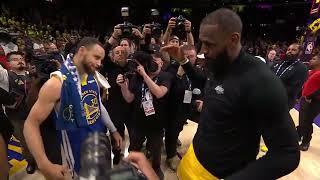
[175,15,186,29]
[148,9,162,38]
[123,51,159,79]
[123,58,139,80]
[118,7,138,39]
[132,51,158,74]
[172,15,187,39]
[145,23,162,39]
[79,132,147,180]
[31,51,61,80]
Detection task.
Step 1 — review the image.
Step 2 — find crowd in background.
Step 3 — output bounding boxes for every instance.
[0,6,319,180]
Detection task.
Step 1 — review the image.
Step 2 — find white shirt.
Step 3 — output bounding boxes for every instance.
[0,64,9,92]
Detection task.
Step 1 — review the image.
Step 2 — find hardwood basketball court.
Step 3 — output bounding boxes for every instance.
[9,109,320,180]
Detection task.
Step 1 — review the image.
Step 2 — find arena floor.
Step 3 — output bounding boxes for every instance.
[8,109,320,180]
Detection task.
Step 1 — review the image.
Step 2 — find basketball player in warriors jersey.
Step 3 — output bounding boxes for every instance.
[23,37,123,179]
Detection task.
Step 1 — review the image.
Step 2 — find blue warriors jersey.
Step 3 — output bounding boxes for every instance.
[54,72,106,175]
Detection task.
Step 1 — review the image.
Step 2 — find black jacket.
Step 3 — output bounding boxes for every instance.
[271,60,308,109]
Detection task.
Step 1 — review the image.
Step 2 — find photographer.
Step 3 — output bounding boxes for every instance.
[116,51,172,179]
[102,45,133,165]
[163,17,194,46]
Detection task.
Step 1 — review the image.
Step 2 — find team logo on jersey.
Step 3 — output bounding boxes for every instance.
[82,90,100,125]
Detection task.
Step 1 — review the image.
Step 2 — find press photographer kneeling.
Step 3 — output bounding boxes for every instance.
[116,51,172,179]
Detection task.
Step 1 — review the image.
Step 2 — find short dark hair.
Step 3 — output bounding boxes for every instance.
[6,51,25,61]
[201,8,243,36]
[120,38,133,47]
[290,43,302,52]
[75,37,103,53]
[181,44,196,52]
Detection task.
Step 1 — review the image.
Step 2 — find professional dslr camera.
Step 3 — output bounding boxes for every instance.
[118,7,138,38]
[79,132,147,180]
[123,51,159,79]
[172,15,187,38]
[31,51,61,81]
[145,9,162,38]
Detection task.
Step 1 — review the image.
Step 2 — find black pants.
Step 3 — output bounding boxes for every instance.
[129,127,162,171]
[110,117,126,162]
[165,117,186,159]
[297,98,320,144]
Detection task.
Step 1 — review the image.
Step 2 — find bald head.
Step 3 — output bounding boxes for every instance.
[201,8,242,37]
[112,46,128,67]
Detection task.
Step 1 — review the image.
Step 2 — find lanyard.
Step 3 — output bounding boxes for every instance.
[276,60,299,78]
[141,77,159,102]
[186,75,192,91]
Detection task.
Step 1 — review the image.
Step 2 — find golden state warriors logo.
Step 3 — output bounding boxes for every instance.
[82,90,100,125]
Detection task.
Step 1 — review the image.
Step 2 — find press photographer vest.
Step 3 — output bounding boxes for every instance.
[52,66,106,175]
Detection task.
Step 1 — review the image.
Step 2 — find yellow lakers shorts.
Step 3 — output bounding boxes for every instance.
[177,144,218,180]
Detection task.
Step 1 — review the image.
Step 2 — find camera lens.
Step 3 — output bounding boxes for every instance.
[79,132,111,178]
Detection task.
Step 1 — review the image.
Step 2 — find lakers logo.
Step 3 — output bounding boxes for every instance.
[82,90,100,125]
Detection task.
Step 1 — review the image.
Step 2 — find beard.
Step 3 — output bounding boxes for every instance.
[82,56,96,75]
[284,53,298,62]
[83,62,96,74]
[205,48,232,78]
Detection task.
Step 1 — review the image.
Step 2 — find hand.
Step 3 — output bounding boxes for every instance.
[113,24,122,39]
[132,28,144,39]
[116,74,128,87]
[39,161,69,180]
[167,17,176,31]
[184,20,192,32]
[112,131,123,150]
[143,24,152,36]
[160,45,185,63]
[125,152,159,180]
[136,64,147,77]
[195,100,203,112]
[177,66,185,77]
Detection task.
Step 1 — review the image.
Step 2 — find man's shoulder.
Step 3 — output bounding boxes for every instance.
[242,54,281,86]
[41,76,62,94]
[296,61,308,71]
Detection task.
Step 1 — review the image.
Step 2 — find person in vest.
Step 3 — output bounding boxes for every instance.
[0,51,38,174]
[23,37,122,179]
